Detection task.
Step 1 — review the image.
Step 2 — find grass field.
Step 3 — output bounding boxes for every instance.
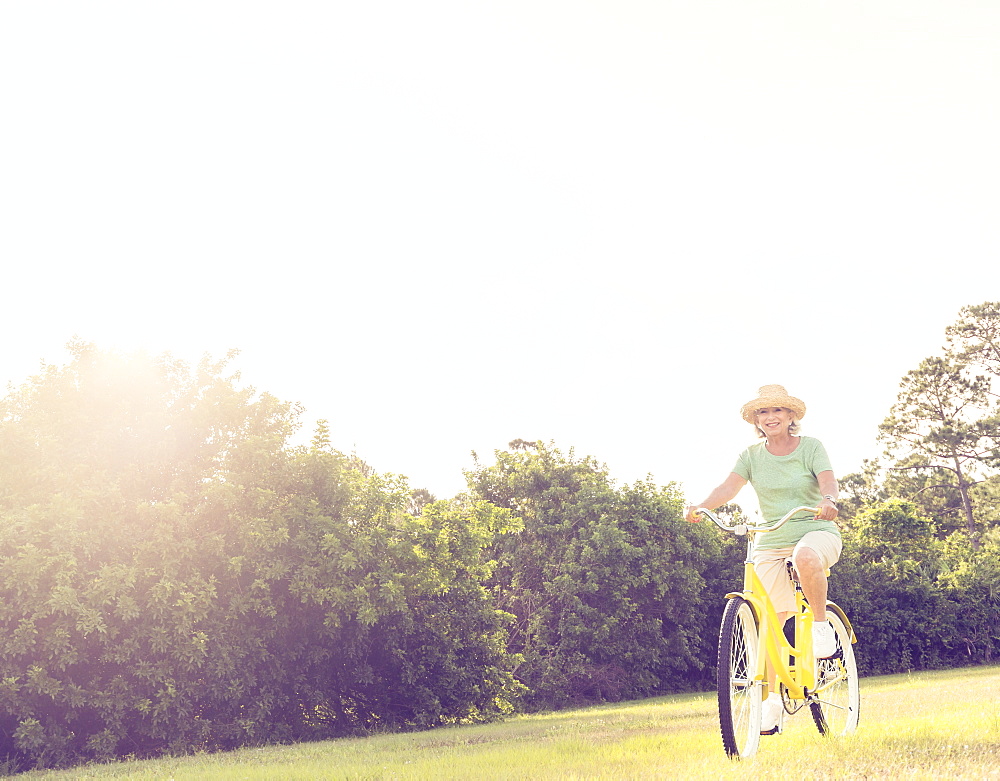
[19,665,1000,780]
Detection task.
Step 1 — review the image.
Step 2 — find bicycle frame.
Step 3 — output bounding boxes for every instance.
[727,553,817,698]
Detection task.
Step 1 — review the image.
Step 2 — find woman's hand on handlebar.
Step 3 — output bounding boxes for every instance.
[684,505,701,523]
[815,498,839,521]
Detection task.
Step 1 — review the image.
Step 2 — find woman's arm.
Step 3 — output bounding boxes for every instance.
[685,472,748,522]
[816,470,839,521]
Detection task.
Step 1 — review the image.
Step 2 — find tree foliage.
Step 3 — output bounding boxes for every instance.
[872,303,1000,543]
[833,302,1000,672]
[466,441,730,708]
[831,499,1000,674]
[946,301,1000,381]
[831,501,949,672]
[0,345,521,771]
[878,357,994,540]
[9,303,1000,772]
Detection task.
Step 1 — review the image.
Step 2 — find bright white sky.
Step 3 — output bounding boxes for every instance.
[2,1,997,514]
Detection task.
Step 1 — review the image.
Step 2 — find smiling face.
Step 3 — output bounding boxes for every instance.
[755,406,795,437]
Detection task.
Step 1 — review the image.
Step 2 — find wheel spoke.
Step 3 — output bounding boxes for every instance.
[809,611,860,736]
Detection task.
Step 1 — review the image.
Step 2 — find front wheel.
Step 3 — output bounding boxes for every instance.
[810,609,860,736]
[718,597,761,759]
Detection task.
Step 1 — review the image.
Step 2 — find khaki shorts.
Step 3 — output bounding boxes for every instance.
[752,531,842,616]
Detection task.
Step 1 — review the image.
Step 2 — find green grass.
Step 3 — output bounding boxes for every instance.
[20,665,1000,780]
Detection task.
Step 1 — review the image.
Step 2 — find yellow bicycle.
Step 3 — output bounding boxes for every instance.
[696,505,860,759]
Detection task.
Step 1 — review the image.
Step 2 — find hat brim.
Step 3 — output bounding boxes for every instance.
[741,396,806,424]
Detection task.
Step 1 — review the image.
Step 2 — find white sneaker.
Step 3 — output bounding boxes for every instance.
[760,694,783,735]
[813,620,837,659]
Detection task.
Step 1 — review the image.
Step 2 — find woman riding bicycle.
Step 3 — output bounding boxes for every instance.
[685,384,841,735]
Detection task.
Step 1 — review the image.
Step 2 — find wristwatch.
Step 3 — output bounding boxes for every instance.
[822,494,839,507]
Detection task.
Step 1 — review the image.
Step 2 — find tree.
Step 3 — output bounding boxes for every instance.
[832,500,955,673]
[945,300,1000,489]
[946,301,1000,382]
[466,441,721,707]
[0,345,522,771]
[0,343,302,767]
[837,459,888,524]
[937,531,1000,663]
[971,475,1000,530]
[879,356,997,543]
[876,456,969,537]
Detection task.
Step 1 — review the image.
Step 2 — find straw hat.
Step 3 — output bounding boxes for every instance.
[740,384,806,424]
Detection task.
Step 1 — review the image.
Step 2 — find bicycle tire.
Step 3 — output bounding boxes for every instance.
[717,597,761,759]
[810,609,860,736]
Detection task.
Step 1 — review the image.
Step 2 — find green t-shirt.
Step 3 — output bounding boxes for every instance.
[732,436,840,550]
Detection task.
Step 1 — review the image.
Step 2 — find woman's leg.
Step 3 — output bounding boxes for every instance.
[791,546,828,621]
[790,531,843,621]
[791,533,843,659]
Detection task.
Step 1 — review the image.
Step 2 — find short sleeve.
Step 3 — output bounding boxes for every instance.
[809,439,833,476]
[733,449,751,481]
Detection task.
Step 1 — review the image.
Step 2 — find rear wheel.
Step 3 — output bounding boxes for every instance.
[810,609,860,736]
[718,597,761,759]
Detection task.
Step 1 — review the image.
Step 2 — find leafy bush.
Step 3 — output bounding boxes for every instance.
[467,441,725,708]
[0,345,521,770]
[831,499,1000,674]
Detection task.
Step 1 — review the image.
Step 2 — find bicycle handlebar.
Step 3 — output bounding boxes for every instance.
[693,505,820,537]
